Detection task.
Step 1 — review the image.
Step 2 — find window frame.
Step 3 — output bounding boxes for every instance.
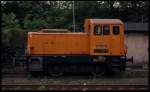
[88,24,91,31]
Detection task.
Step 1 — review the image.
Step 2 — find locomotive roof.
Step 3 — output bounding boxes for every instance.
[89,19,123,25]
[28,32,88,35]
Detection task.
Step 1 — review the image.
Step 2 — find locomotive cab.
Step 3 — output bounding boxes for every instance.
[84,19,126,56]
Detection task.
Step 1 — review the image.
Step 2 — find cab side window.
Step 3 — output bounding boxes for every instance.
[94,25,102,35]
[103,25,109,35]
[113,26,120,35]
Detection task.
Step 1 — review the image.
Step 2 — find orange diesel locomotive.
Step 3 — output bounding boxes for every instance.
[27,19,133,76]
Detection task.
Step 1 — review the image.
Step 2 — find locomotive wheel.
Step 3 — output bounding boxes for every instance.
[49,64,64,77]
[91,65,105,77]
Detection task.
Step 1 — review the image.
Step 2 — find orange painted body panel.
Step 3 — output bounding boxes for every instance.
[27,32,90,55]
[27,19,126,57]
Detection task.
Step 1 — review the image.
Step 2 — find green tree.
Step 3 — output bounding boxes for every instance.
[2,12,20,47]
[23,16,48,29]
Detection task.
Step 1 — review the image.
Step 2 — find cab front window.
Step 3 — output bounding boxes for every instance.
[94,25,102,35]
[103,25,109,35]
[113,26,120,35]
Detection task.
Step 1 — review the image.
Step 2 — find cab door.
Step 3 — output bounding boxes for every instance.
[111,25,123,55]
[90,24,111,55]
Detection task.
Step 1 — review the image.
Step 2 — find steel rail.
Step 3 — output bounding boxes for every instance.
[2,84,148,90]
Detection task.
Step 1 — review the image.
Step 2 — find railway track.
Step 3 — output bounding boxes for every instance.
[2,72,27,77]
[2,84,148,90]
[2,68,148,78]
